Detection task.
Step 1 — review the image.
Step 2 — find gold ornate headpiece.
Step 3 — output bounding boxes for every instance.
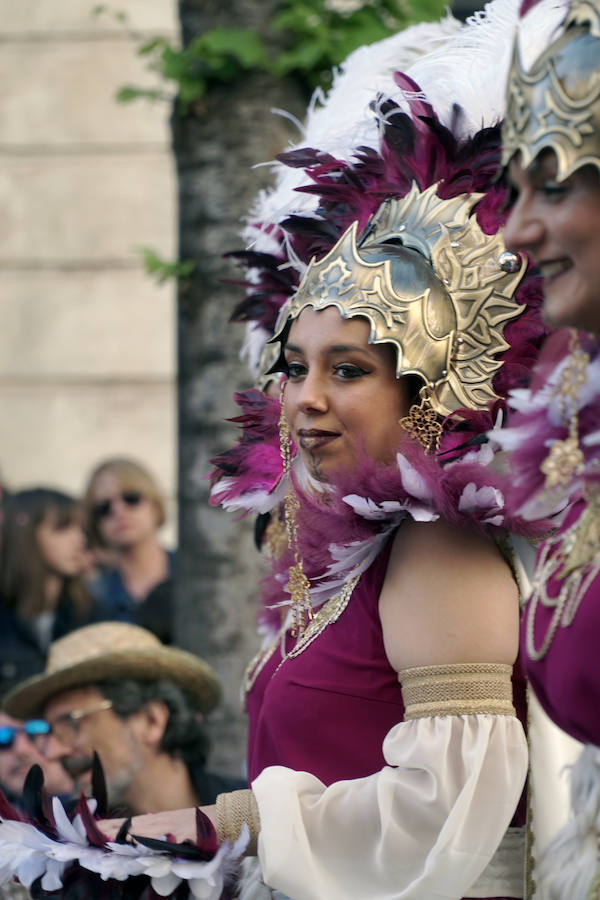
[268,182,525,418]
[501,0,600,181]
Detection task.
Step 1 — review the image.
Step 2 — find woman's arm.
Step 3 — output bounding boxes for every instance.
[379,517,520,671]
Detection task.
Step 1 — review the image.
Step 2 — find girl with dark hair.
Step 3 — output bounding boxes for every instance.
[0,488,93,700]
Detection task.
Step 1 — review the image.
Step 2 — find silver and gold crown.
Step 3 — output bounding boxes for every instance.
[501,0,600,180]
[268,183,525,418]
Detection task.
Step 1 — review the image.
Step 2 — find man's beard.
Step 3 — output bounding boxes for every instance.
[61,738,144,813]
[105,754,144,812]
[62,754,94,780]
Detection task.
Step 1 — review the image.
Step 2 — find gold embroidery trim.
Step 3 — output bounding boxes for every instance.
[399,662,515,719]
[215,789,260,855]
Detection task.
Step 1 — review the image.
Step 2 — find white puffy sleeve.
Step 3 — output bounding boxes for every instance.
[250,663,528,900]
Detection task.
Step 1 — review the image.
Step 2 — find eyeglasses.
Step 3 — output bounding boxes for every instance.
[47,700,113,745]
[0,720,50,750]
[93,491,143,520]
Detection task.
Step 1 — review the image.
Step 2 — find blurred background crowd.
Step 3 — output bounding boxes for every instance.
[0,455,179,804]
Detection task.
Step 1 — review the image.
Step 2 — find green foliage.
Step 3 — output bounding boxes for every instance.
[136,29,268,109]
[116,85,164,103]
[271,0,413,84]
[112,0,445,112]
[138,247,196,284]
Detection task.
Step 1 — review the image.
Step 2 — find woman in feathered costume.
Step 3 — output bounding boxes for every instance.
[130,3,555,896]
[0,3,560,899]
[496,0,600,896]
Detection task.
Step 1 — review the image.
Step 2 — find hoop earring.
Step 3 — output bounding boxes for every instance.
[399,386,443,454]
[278,380,314,637]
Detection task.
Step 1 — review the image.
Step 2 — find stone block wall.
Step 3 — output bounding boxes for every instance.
[0,0,177,539]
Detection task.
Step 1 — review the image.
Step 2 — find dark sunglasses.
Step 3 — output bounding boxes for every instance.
[93,490,143,520]
[0,719,50,749]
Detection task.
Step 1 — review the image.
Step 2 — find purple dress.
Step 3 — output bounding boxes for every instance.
[246,542,527,899]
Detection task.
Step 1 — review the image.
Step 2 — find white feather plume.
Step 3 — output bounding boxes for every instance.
[537,744,600,900]
[516,0,570,70]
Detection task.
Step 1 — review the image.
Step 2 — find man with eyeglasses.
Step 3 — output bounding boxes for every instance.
[2,622,246,816]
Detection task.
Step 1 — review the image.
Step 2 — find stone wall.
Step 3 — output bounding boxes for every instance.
[0,0,177,538]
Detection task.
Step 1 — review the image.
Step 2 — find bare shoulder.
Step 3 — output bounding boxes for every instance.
[379,518,519,672]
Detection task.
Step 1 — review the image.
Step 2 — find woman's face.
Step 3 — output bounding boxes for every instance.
[36,510,86,578]
[91,471,159,551]
[283,307,410,481]
[503,150,600,333]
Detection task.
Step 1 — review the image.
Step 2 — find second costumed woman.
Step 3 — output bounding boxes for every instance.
[495,0,600,896]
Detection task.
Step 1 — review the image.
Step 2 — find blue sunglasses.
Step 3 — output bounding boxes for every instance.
[0,720,50,749]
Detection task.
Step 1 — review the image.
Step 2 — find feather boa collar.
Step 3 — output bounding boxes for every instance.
[0,763,247,899]
[493,330,600,522]
[210,389,552,628]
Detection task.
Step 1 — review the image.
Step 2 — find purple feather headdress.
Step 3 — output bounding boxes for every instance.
[210,70,554,628]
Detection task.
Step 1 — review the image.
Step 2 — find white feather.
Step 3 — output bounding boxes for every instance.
[538,744,600,900]
[516,0,569,70]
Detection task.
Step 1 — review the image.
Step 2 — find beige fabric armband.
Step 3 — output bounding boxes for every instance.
[215,789,261,855]
[399,662,515,719]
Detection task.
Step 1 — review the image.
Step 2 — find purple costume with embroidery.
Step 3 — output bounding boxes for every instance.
[522,500,600,746]
[500,334,600,746]
[247,545,403,784]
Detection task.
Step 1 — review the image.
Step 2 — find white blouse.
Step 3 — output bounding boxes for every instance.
[252,713,528,900]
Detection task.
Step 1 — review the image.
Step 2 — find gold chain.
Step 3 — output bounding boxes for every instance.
[525,332,599,660]
[243,574,360,695]
[278,382,314,637]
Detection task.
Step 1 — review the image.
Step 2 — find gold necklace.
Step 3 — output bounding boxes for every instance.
[526,490,600,662]
[243,573,360,695]
[525,331,600,661]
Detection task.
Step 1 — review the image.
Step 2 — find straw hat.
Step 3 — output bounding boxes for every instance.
[3,622,222,719]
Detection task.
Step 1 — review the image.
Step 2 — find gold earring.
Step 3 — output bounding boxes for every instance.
[278,380,293,475]
[399,387,443,454]
[278,380,314,637]
[540,329,588,491]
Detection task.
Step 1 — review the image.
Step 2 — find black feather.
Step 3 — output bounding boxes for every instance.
[91,752,108,818]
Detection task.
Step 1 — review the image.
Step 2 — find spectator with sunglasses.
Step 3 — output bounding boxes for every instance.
[0,711,73,809]
[83,458,175,644]
[0,712,74,900]
[0,488,96,700]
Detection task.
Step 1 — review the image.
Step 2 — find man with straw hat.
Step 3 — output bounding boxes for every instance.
[2,622,245,816]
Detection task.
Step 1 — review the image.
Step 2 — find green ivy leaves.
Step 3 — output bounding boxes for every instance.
[114,0,445,113]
